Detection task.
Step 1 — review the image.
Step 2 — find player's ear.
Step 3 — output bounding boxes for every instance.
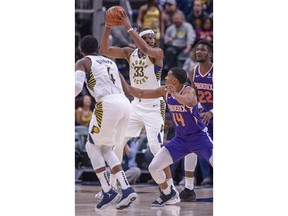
[208,51,213,59]
[173,78,177,85]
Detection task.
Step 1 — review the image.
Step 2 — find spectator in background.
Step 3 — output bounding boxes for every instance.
[162,0,181,30]
[122,139,142,185]
[175,0,193,17]
[195,16,213,44]
[110,26,136,49]
[75,95,93,126]
[137,0,164,47]
[186,0,207,30]
[200,0,213,17]
[163,11,196,77]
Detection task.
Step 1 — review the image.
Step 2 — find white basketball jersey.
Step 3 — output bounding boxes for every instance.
[85,55,123,101]
[129,49,162,103]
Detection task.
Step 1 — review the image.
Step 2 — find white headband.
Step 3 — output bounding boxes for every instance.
[139,29,155,37]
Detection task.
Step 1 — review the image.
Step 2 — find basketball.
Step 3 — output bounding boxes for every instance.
[105,6,126,26]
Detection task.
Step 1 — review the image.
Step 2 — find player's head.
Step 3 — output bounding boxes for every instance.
[165,67,187,85]
[138,27,156,47]
[195,40,213,63]
[80,35,98,55]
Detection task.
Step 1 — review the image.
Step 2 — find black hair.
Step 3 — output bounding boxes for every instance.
[170,67,187,84]
[195,39,213,53]
[80,35,98,54]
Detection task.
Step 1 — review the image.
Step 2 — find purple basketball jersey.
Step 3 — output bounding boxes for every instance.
[193,65,213,112]
[166,86,206,136]
[164,85,213,163]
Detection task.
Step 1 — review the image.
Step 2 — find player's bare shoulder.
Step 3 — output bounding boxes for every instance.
[75,57,92,73]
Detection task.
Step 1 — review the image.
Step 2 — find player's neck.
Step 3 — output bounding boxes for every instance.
[176,84,184,93]
[85,52,98,56]
[199,61,212,74]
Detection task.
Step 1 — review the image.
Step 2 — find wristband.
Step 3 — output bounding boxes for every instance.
[209,109,213,114]
[127,27,133,33]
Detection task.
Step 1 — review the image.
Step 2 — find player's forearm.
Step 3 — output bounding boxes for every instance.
[119,73,131,97]
[172,92,197,107]
[99,26,111,55]
[129,86,160,99]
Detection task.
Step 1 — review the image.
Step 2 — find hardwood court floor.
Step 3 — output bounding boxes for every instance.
[75,184,213,216]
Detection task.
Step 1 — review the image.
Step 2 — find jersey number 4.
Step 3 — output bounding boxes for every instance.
[107,67,116,84]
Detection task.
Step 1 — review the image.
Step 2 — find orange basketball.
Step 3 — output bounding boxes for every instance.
[105,6,125,26]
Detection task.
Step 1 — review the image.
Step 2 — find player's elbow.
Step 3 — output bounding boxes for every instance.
[99,47,106,55]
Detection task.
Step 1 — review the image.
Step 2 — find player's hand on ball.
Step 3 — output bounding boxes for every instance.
[105,6,126,27]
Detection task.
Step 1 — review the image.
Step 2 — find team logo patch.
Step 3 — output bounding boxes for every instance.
[92,125,100,134]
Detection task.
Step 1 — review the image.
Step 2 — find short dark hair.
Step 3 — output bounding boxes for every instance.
[196,39,213,52]
[80,35,98,54]
[170,67,187,84]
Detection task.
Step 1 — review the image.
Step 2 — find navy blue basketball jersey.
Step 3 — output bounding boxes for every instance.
[193,64,213,112]
[166,86,206,136]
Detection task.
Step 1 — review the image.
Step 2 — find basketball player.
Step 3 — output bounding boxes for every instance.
[75,35,137,210]
[127,67,213,206]
[100,10,180,204]
[179,40,214,202]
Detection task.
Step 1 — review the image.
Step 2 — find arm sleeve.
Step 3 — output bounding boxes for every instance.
[75,70,86,97]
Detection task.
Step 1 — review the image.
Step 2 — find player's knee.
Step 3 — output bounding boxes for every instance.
[149,143,161,156]
[148,159,158,174]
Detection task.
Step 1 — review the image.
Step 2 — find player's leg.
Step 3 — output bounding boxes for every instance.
[87,107,119,204]
[102,145,137,210]
[107,97,137,209]
[179,153,198,202]
[85,142,120,209]
[144,109,180,204]
[110,103,143,188]
[148,147,177,206]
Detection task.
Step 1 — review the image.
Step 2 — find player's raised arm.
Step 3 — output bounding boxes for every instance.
[99,10,133,61]
[119,12,163,60]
